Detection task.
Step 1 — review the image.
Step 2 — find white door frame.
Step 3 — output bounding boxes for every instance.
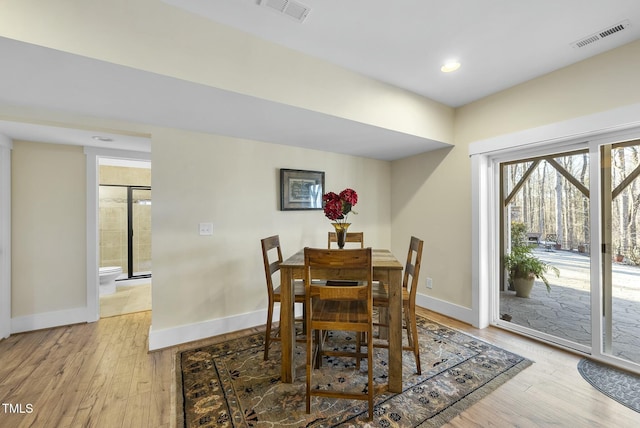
[0,135,12,339]
[84,147,151,322]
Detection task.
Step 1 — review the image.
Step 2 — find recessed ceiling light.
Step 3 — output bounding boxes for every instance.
[441,61,461,73]
[92,136,113,142]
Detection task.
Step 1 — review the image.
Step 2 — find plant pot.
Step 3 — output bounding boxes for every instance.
[513,277,535,298]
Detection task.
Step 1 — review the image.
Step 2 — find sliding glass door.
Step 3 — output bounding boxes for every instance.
[495,140,640,371]
[499,149,592,352]
[602,141,640,365]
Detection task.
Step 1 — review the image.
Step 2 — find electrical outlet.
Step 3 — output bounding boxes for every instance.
[199,222,213,236]
[426,277,433,289]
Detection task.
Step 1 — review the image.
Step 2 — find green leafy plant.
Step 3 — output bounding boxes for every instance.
[504,245,559,293]
[510,221,528,248]
[505,221,559,293]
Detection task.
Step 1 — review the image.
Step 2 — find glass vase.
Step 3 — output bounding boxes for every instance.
[332,222,351,249]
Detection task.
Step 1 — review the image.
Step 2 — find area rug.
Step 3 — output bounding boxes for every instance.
[176,316,532,427]
[577,359,640,413]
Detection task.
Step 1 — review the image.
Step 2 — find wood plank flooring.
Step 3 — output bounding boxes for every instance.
[0,308,638,427]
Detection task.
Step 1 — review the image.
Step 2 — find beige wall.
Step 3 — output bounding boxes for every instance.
[8,128,389,332]
[392,39,640,311]
[151,128,390,330]
[0,0,453,144]
[11,141,86,317]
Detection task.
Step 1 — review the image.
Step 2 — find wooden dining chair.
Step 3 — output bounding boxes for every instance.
[372,236,424,374]
[327,231,365,248]
[304,247,375,420]
[260,235,306,360]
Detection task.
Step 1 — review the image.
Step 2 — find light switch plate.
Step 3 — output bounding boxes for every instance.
[199,222,213,236]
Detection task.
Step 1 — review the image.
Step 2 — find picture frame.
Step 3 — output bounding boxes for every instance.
[280,169,325,210]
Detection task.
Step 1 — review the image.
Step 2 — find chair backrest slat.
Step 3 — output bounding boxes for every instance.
[404,236,424,301]
[261,235,283,296]
[327,232,365,248]
[304,248,372,302]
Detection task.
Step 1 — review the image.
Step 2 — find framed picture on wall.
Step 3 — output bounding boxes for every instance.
[280,169,325,210]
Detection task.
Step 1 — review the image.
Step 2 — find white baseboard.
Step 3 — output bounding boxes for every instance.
[11,307,89,334]
[149,302,306,351]
[148,309,268,351]
[416,292,474,326]
[149,296,471,351]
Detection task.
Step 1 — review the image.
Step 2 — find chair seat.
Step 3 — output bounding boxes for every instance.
[311,299,369,325]
[274,280,306,302]
[372,282,410,304]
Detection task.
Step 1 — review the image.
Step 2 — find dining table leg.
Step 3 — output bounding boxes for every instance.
[280,266,295,383]
[387,268,403,393]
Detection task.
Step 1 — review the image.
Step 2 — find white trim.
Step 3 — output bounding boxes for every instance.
[11,307,87,334]
[469,102,640,156]
[416,293,474,326]
[471,154,490,328]
[84,147,151,323]
[0,135,12,339]
[148,303,305,350]
[589,141,604,359]
[149,308,269,351]
[0,134,11,149]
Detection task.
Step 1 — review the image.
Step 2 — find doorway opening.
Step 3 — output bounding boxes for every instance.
[97,157,152,318]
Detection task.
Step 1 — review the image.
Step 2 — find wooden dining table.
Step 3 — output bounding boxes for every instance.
[279,248,404,393]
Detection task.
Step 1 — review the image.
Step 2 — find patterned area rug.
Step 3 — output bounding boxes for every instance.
[176,316,532,427]
[577,359,640,413]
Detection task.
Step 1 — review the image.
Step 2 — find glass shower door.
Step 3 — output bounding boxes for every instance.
[130,187,152,278]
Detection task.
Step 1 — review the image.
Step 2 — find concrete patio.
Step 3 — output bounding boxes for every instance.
[499,248,640,365]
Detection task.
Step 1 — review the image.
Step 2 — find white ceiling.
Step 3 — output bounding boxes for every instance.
[2,1,640,160]
[165,0,640,107]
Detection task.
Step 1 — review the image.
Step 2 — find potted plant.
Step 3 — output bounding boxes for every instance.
[504,245,559,298]
[614,247,624,263]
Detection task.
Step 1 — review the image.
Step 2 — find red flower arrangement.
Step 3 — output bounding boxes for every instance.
[322,188,358,224]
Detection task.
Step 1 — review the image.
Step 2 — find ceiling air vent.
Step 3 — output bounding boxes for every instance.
[571,20,631,48]
[259,0,311,23]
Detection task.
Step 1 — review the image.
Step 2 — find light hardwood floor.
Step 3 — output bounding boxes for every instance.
[100,283,151,318]
[0,308,637,427]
